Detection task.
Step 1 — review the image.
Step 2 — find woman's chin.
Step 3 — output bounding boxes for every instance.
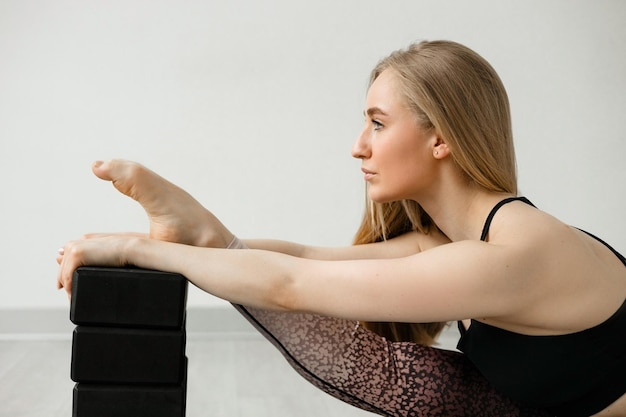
[367,184,406,204]
[368,192,396,205]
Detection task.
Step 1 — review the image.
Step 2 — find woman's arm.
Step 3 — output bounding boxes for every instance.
[243,228,450,260]
[58,234,530,324]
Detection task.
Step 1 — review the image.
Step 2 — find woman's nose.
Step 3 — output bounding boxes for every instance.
[351,129,370,159]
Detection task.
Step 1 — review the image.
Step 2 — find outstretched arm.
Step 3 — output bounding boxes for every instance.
[57,228,529,325]
[243,228,450,260]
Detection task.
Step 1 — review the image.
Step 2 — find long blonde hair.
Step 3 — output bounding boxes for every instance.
[356,40,517,345]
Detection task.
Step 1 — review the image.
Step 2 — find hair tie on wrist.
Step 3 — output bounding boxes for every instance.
[227,236,248,249]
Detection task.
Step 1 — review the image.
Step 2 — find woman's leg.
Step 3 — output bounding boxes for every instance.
[232,305,551,417]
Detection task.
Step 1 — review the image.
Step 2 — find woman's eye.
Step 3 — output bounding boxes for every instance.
[372,120,383,130]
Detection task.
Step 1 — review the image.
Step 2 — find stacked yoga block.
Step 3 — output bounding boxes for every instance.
[69,267,188,417]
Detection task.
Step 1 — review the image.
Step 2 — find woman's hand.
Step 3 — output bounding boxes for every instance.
[92,159,234,248]
[56,235,138,298]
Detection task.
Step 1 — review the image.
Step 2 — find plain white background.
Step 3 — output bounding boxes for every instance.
[1,0,624,310]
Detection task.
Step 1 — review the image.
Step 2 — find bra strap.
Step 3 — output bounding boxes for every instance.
[480,197,535,241]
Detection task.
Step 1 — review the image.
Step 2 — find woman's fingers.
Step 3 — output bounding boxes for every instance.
[56,242,78,297]
[56,236,131,299]
[56,248,64,288]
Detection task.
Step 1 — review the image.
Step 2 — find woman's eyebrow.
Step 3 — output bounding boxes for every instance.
[364,107,389,118]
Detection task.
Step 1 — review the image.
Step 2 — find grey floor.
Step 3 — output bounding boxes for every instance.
[0,327,459,417]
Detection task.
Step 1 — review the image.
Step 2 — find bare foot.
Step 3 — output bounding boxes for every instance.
[92,159,233,248]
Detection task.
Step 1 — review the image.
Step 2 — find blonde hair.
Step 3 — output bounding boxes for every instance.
[356,40,517,345]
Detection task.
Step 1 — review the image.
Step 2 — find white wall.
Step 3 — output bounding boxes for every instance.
[1,0,624,310]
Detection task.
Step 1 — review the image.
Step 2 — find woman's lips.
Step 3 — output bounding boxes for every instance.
[361,168,375,181]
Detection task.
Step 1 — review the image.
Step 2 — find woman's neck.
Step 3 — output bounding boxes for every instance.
[418,184,514,242]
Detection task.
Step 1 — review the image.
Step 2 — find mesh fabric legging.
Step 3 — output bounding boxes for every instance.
[232,305,552,417]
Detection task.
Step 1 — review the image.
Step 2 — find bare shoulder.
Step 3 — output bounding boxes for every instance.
[487,199,622,273]
[481,200,626,333]
[485,199,569,246]
[483,200,586,271]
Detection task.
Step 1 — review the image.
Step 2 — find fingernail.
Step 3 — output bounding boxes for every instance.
[57,248,64,255]
[93,160,103,168]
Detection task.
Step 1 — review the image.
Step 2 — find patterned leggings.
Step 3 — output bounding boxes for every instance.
[232,305,552,417]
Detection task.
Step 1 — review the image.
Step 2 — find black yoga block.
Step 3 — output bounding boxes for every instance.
[72,383,186,417]
[71,326,186,384]
[70,267,188,329]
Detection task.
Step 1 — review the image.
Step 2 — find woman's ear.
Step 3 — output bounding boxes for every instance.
[433,137,450,159]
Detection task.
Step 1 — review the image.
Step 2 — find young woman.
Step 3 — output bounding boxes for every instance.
[57,40,626,416]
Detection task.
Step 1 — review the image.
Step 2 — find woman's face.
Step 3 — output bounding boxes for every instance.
[352,69,438,203]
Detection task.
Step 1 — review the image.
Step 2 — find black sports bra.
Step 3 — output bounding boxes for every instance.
[457,197,626,417]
